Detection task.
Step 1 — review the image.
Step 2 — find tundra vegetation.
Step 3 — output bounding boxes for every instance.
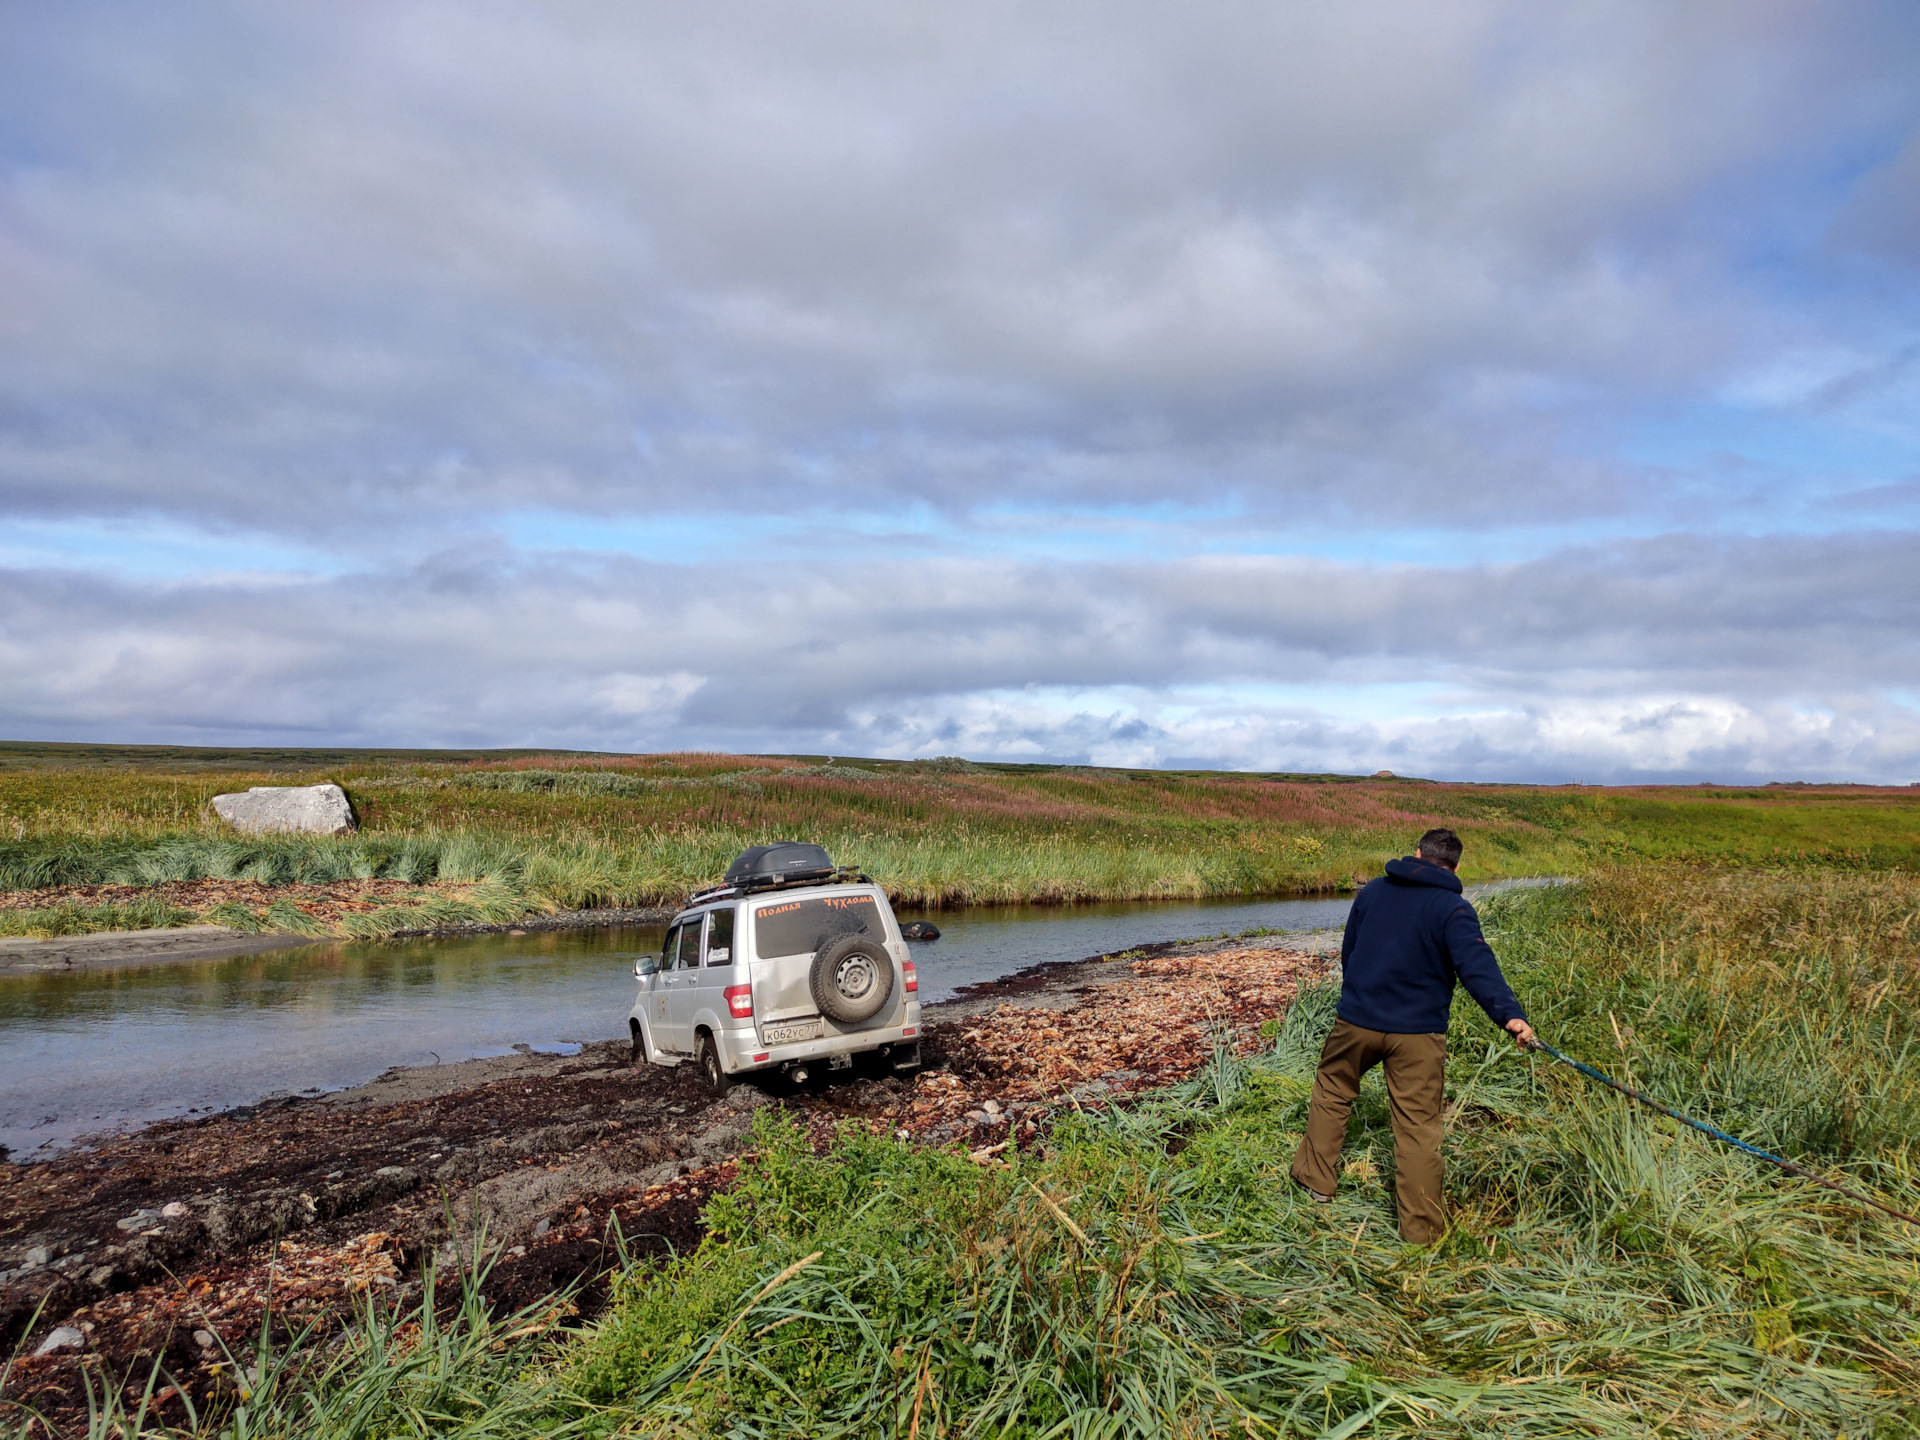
[12,863,1918,1437]
[3,742,1920,937]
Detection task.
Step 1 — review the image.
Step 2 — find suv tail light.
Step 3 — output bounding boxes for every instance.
[724,984,754,1018]
[902,960,918,994]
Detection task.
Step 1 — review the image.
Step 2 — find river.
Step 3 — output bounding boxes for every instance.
[0,881,1558,1157]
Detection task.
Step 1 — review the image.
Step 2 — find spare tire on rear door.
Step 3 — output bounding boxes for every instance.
[810,933,896,1024]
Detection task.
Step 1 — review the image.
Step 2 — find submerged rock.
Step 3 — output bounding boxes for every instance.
[211,784,356,836]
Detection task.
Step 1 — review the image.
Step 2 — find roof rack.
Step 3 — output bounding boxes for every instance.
[684,865,872,907]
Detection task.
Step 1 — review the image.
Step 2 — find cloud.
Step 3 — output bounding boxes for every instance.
[3,1,1916,544]
[5,3,1919,779]
[5,530,1918,780]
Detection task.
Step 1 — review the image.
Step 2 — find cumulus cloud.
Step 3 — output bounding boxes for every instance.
[4,532,1918,780]
[4,1,1916,541]
[4,3,1918,778]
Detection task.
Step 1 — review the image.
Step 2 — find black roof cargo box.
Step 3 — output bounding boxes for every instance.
[724,842,836,889]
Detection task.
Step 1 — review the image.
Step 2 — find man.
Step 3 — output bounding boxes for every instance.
[1289,827,1535,1243]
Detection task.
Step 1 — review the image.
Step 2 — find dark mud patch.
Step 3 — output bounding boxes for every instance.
[2,936,1332,1435]
[935,939,1182,1009]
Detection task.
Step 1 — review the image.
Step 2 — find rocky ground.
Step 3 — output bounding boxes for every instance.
[0,933,1335,1432]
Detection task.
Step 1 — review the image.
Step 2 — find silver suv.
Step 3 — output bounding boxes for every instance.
[628,844,922,1093]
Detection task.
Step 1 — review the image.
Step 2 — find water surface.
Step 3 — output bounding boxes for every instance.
[0,881,1555,1156]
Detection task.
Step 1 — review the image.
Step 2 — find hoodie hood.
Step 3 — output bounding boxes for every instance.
[1384,856,1464,893]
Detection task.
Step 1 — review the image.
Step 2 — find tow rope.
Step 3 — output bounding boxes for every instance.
[1523,1037,1920,1229]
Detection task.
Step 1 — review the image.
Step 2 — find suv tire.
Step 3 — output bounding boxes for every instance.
[696,1031,732,1096]
[810,933,896,1024]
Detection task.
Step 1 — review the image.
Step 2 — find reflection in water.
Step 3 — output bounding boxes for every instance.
[1,928,666,1157]
[0,880,1557,1156]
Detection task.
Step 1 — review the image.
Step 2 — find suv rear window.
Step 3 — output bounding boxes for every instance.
[753,894,883,959]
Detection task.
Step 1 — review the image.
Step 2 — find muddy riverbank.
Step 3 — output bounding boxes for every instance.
[0,904,676,975]
[0,931,1335,1431]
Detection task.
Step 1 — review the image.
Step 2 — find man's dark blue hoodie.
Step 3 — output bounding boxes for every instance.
[1338,857,1527,1035]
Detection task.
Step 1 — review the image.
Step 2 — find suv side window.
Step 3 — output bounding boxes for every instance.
[705,908,736,966]
[660,924,681,970]
[676,916,705,969]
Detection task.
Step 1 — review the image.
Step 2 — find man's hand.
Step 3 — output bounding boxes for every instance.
[1506,1017,1538,1049]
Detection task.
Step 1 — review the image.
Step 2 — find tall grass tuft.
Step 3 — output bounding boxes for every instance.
[0,1249,580,1440]
[559,865,1920,1435]
[0,897,195,939]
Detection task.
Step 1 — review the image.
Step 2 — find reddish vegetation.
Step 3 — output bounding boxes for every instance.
[914,947,1325,1127]
[361,752,1538,842]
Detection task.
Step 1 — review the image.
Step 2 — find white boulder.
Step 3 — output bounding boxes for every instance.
[210,784,356,836]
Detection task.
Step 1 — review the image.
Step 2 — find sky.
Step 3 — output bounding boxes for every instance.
[3,2,1919,783]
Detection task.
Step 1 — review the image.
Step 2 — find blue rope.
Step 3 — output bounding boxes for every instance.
[1524,1037,1920,1228]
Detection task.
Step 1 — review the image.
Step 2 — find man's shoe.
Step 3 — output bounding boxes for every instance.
[1293,1177,1332,1204]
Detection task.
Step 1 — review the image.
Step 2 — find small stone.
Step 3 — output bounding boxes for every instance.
[115,1209,159,1231]
[23,1245,50,1267]
[193,1330,215,1349]
[532,1218,551,1237]
[982,1099,1001,1117]
[33,1327,84,1357]
[160,1202,190,1219]
[508,1245,527,1257]
[966,1110,988,1124]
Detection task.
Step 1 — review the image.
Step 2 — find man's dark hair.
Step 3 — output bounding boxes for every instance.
[1416,828,1463,868]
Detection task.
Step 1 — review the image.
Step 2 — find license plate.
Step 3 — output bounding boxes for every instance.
[762,1019,823,1046]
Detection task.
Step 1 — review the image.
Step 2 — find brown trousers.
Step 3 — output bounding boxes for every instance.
[1288,1019,1448,1243]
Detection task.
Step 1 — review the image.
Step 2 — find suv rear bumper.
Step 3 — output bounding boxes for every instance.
[718,1012,922,1074]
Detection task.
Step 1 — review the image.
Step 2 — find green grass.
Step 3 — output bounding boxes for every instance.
[6,748,1920,922]
[27,864,1917,1436]
[0,1248,576,1440]
[0,897,196,939]
[550,864,1920,1436]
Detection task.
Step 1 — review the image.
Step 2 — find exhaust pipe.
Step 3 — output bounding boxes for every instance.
[789,1065,809,1084]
